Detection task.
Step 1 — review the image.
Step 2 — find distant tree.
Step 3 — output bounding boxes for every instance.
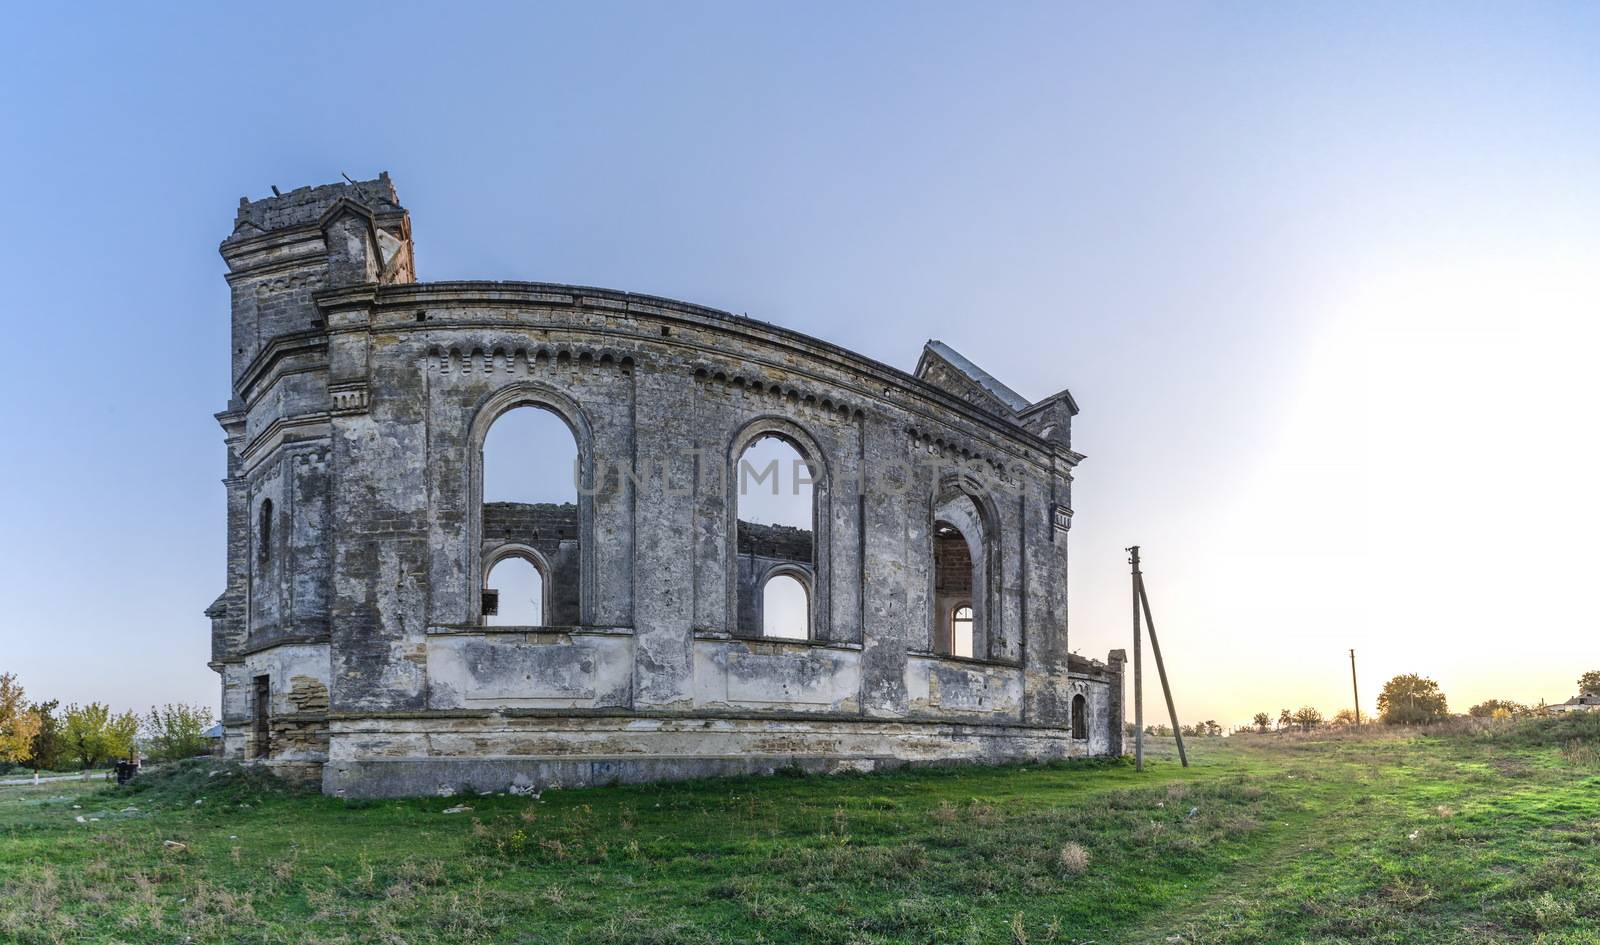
[1204,720,1222,737]
[1377,674,1450,725]
[1468,699,1529,719]
[108,711,139,761]
[1332,708,1358,726]
[1277,709,1292,731]
[142,704,215,762]
[0,674,40,767]
[1252,712,1271,733]
[26,700,63,772]
[1292,706,1324,732]
[63,703,140,771]
[1579,671,1600,697]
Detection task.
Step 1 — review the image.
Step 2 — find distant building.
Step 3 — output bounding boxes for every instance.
[1548,695,1600,714]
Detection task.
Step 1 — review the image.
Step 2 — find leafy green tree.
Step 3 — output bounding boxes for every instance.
[142,703,215,762]
[26,700,63,772]
[1468,699,1528,718]
[1579,671,1600,697]
[63,703,140,770]
[108,711,139,761]
[1377,674,1450,725]
[1292,706,1324,732]
[0,673,40,767]
[1253,712,1271,733]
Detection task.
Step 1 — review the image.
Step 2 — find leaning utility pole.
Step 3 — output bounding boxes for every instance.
[1129,546,1188,769]
[1349,649,1361,725]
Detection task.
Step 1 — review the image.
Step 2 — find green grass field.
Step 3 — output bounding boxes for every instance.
[3,716,1598,944]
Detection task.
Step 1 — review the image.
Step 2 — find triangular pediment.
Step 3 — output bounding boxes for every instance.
[915,341,1030,417]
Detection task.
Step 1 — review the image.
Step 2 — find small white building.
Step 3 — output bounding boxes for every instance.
[1548,695,1600,714]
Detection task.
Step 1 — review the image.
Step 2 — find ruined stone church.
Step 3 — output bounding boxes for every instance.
[208,175,1124,796]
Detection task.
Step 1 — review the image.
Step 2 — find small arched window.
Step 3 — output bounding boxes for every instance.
[484,554,545,627]
[1071,694,1088,740]
[258,499,274,564]
[951,605,974,659]
[761,572,810,640]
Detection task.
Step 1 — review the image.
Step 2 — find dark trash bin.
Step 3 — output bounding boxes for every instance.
[115,760,140,785]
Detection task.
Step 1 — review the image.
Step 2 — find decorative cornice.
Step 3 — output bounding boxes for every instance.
[905,425,1014,484]
[312,281,1069,458]
[425,344,639,377]
[691,363,864,424]
[236,330,328,400]
[238,414,332,470]
[329,383,369,415]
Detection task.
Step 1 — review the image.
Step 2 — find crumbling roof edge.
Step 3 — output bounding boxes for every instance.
[1018,387,1080,418]
[917,340,1032,413]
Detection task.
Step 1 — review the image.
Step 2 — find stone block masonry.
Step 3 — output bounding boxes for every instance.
[208,174,1122,797]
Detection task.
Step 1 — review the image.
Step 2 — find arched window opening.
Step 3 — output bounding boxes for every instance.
[1071,694,1088,740]
[484,555,544,627]
[258,499,274,565]
[932,515,982,657]
[951,605,975,659]
[761,572,809,640]
[480,405,579,626]
[736,434,816,639]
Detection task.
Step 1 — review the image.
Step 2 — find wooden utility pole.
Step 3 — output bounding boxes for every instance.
[1132,548,1187,767]
[1130,547,1144,771]
[1349,649,1361,725]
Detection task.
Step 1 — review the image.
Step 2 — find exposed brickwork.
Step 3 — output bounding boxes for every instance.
[735,521,813,560]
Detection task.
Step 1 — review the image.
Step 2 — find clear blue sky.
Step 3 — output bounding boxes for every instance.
[3,2,1597,725]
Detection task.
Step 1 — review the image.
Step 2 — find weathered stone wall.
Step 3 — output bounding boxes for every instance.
[210,175,1121,796]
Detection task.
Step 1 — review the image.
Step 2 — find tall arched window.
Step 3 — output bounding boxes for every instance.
[257,498,274,564]
[932,488,992,659]
[1071,694,1088,740]
[480,405,578,626]
[761,572,810,640]
[735,433,817,639]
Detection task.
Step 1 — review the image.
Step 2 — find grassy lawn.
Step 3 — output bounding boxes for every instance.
[2,717,1597,944]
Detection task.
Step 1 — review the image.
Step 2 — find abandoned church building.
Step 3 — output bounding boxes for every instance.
[207,174,1125,796]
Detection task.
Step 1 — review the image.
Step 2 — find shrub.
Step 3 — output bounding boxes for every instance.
[1468,699,1530,718]
[1057,842,1090,875]
[142,703,216,762]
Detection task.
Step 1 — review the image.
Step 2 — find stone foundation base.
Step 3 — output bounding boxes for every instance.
[324,754,894,797]
[318,713,1107,797]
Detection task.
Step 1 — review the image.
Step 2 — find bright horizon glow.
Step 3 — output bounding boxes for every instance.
[2,3,1596,730]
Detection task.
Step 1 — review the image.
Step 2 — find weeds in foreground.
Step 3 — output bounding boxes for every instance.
[1,721,1598,944]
